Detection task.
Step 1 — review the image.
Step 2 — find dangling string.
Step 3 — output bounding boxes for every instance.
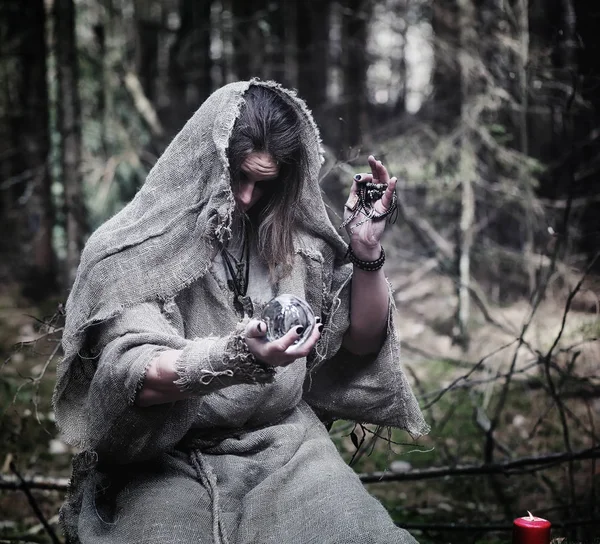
[220,228,252,316]
[221,234,249,298]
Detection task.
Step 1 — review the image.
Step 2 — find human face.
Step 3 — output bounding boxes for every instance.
[233,152,280,212]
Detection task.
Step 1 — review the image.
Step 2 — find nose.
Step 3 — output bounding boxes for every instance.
[237,181,255,207]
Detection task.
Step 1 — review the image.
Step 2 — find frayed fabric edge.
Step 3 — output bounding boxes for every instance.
[174,334,276,394]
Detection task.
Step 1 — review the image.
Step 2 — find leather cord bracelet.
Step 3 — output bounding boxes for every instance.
[346,245,385,271]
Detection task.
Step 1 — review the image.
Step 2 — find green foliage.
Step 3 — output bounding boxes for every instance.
[42,0,155,237]
[78,62,152,229]
[488,122,513,145]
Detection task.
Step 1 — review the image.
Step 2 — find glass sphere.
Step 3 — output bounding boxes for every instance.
[260,294,316,345]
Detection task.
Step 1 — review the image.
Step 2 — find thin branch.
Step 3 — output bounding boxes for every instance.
[123,71,164,137]
[8,463,62,544]
[541,253,599,515]
[9,341,61,411]
[0,474,70,492]
[421,339,519,410]
[395,197,455,261]
[544,252,600,359]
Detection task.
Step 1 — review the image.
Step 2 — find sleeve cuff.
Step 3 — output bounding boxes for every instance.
[173,333,276,394]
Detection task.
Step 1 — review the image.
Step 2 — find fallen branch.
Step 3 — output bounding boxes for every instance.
[358,446,600,483]
[3,447,597,491]
[0,537,50,543]
[0,474,69,492]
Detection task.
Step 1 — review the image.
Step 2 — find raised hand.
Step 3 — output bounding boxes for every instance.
[342,155,397,259]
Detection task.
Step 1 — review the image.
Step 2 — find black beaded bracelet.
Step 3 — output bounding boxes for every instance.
[346,245,385,271]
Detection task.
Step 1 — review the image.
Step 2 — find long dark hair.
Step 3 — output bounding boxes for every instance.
[227,85,307,278]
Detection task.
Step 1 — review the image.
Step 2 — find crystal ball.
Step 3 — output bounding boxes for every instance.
[260,294,316,345]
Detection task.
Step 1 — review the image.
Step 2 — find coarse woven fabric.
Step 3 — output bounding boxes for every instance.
[53,79,430,543]
[68,404,420,544]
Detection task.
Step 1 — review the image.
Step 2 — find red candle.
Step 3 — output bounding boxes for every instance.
[512,511,551,544]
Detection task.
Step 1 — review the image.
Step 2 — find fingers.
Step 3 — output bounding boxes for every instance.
[272,325,310,353]
[378,176,397,212]
[355,157,390,190]
[304,319,324,348]
[284,322,322,358]
[352,172,373,184]
[345,178,360,211]
[368,155,390,184]
[368,155,379,183]
[247,319,324,367]
[244,319,267,339]
[248,325,311,367]
[349,172,373,206]
[352,156,394,215]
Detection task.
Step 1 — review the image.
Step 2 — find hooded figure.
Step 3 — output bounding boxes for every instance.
[53,80,429,544]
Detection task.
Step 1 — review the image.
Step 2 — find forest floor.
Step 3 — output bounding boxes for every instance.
[345,262,599,544]
[0,263,598,543]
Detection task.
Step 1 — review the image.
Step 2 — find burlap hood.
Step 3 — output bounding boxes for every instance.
[54,79,348,425]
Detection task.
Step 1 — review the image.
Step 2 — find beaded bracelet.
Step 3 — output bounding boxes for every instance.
[346,245,385,271]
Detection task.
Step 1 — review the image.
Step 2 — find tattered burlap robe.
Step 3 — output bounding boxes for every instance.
[53,80,429,543]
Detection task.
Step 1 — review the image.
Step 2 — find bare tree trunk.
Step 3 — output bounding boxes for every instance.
[516,0,537,296]
[168,0,213,126]
[268,3,287,84]
[133,0,161,103]
[54,0,85,285]
[0,0,56,296]
[232,0,267,80]
[392,0,409,115]
[24,0,55,285]
[92,21,109,157]
[221,0,235,85]
[283,1,298,88]
[558,0,577,74]
[341,0,371,152]
[572,1,600,264]
[430,0,461,125]
[296,0,331,124]
[456,0,476,347]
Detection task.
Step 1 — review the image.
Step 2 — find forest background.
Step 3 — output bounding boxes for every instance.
[1,0,599,543]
